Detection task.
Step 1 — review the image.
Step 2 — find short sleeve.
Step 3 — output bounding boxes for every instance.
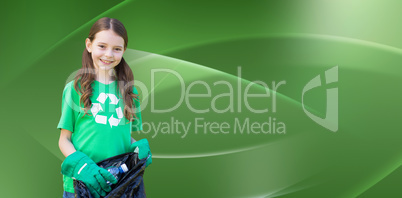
[131,86,143,132]
[57,81,79,132]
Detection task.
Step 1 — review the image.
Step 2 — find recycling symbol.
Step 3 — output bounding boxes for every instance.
[91,92,123,128]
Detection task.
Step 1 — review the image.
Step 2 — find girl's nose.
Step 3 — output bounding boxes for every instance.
[105,50,114,58]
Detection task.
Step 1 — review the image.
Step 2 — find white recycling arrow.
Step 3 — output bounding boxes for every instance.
[116,107,123,119]
[109,115,121,127]
[97,93,108,104]
[108,94,120,105]
[91,103,103,117]
[95,115,107,124]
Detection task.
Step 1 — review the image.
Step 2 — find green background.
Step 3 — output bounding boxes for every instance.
[2,0,402,197]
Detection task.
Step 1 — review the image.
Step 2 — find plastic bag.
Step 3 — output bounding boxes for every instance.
[74,152,147,198]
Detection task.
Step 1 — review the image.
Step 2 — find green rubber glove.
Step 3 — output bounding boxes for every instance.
[61,151,118,198]
[130,138,152,167]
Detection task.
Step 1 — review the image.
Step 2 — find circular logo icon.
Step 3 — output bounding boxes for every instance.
[91,92,123,128]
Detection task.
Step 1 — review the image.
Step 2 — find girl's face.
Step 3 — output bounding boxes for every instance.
[86,29,125,72]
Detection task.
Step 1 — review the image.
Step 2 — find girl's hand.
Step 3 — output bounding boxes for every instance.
[130,138,152,167]
[61,151,118,198]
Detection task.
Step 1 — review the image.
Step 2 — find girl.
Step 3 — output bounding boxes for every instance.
[57,17,152,198]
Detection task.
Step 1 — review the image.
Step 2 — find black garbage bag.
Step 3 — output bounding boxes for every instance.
[73,152,147,198]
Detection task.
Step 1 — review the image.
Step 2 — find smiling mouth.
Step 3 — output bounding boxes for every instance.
[101,59,114,64]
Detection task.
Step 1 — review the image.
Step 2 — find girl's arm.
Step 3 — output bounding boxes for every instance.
[59,129,77,157]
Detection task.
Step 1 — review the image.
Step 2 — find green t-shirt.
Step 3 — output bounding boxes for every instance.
[57,80,142,193]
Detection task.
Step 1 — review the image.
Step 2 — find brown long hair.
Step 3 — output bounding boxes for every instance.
[74,17,138,123]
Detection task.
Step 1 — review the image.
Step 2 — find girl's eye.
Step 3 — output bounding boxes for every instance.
[115,48,122,51]
[98,45,105,48]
